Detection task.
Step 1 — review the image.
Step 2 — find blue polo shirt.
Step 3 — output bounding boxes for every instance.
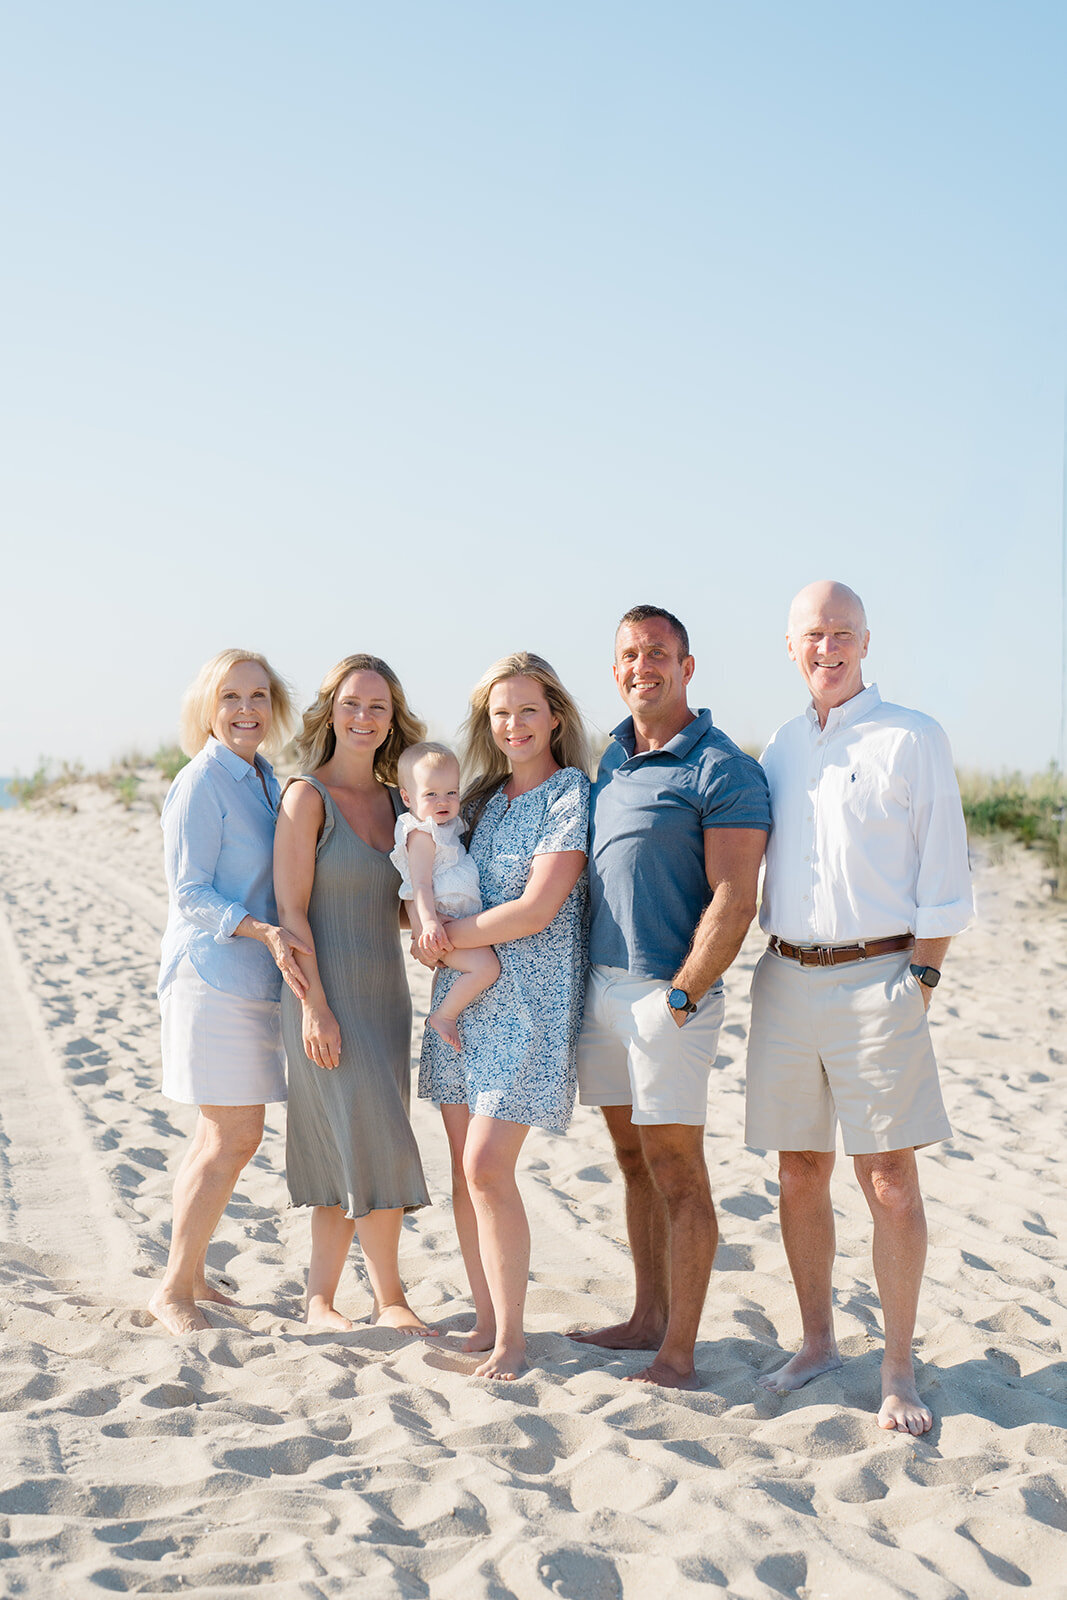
[588,709,771,981]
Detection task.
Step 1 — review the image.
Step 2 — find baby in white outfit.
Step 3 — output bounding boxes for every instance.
[391,742,500,1051]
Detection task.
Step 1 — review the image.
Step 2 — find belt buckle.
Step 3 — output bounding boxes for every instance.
[817,946,832,967]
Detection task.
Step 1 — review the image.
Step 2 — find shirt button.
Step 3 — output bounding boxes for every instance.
[803,894,809,901]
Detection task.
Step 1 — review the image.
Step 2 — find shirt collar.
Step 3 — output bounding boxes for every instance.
[612,707,713,759]
[205,735,270,785]
[805,682,882,734]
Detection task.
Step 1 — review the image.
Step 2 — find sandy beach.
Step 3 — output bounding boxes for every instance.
[0,785,1065,1598]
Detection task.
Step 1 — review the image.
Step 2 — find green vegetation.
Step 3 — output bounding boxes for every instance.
[153,744,189,781]
[957,765,1066,895]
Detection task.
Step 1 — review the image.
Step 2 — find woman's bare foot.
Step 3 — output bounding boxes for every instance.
[566,1316,664,1351]
[195,1282,239,1307]
[460,1321,496,1353]
[427,1013,462,1052]
[878,1366,933,1434]
[306,1296,354,1331]
[758,1341,842,1394]
[474,1340,526,1380]
[375,1301,437,1337]
[148,1288,211,1335]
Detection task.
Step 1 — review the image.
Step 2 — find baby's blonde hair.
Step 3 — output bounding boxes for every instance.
[397,741,460,793]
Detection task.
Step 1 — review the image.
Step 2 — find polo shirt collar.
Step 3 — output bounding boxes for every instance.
[612,707,713,760]
[805,682,882,734]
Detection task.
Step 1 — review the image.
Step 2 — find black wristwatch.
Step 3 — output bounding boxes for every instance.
[909,964,941,988]
[666,987,697,1017]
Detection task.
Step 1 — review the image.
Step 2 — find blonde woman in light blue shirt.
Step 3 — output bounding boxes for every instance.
[149,649,311,1336]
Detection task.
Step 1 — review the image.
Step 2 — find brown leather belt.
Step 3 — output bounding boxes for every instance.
[767,933,914,968]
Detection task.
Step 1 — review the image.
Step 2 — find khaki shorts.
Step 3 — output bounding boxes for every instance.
[745,949,951,1156]
[577,964,725,1127]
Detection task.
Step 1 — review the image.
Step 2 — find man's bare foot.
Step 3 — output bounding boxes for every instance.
[375,1302,437,1337]
[758,1343,842,1394]
[195,1282,239,1307]
[566,1317,665,1351]
[460,1322,496,1353]
[148,1289,210,1335]
[624,1357,701,1390]
[878,1368,933,1434]
[427,1013,462,1052]
[306,1296,354,1331]
[475,1340,526,1380]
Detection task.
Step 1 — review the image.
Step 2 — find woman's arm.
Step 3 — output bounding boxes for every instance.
[274,782,342,1069]
[443,850,586,949]
[164,779,248,940]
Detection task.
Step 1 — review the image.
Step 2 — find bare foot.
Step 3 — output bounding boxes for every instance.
[375,1302,437,1337]
[566,1318,665,1351]
[195,1282,239,1307]
[306,1296,354,1331]
[148,1289,210,1335]
[758,1343,842,1394]
[475,1340,526,1380]
[460,1322,496,1353]
[427,1013,462,1052]
[624,1357,701,1390]
[878,1368,933,1434]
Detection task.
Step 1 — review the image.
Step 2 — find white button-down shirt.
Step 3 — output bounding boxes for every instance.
[759,684,973,945]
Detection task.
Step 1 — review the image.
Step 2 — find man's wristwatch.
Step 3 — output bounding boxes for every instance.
[909,964,941,988]
[666,987,698,1017]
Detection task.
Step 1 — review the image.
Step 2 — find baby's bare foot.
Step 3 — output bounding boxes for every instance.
[427,1013,462,1052]
[475,1340,526,1380]
[460,1322,496,1353]
[306,1297,354,1331]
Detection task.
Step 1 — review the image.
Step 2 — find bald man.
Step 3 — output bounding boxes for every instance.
[746,581,973,1434]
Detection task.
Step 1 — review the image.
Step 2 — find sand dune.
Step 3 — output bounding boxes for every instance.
[0,787,1065,1597]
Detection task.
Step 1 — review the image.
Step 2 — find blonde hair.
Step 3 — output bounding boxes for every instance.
[179,649,296,758]
[294,654,426,785]
[397,741,460,793]
[460,651,591,831]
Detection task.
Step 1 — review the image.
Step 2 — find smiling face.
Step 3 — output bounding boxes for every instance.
[331,670,393,758]
[402,755,462,826]
[786,581,870,722]
[211,659,274,763]
[613,617,694,727]
[488,675,559,772]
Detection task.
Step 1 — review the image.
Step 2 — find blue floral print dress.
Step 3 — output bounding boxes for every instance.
[418,766,590,1134]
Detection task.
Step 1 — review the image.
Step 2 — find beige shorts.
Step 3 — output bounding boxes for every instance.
[577,964,725,1127]
[744,949,950,1156]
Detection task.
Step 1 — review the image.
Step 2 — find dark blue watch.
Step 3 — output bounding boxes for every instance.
[666,987,697,1016]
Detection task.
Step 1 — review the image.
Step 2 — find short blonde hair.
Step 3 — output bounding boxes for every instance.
[294,654,426,786]
[460,651,591,830]
[397,741,460,793]
[179,649,296,758]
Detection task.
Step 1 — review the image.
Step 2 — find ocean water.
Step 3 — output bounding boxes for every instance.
[0,779,18,809]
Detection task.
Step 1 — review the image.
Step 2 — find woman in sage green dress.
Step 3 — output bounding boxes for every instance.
[274,654,433,1333]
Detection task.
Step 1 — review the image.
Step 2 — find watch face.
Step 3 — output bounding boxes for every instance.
[667,988,690,1010]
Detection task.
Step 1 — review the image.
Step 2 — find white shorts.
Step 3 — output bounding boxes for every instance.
[744,949,950,1156]
[160,957,287,1107]
[576,964,725,1127]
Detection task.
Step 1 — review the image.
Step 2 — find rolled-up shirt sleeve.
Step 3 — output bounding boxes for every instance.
[163,776,251,943]
[909,724,974,938]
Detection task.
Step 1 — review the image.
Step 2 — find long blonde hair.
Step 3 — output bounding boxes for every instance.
[460,651,591,831]
[178,649,296,758]
[294,654,426,785]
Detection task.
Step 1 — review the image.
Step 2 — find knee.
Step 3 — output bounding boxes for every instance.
[862,1163,923,1221]
[612,1139,650,1186]
[777,1152,833,1205]
[462,1147,510,1201]
[208,1125,262,1170]
[645,1147,709,1209]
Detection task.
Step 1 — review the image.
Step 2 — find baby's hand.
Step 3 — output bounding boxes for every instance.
[418,921,447,958]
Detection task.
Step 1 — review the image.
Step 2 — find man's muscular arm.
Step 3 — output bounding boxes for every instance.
[669,827,768,1023]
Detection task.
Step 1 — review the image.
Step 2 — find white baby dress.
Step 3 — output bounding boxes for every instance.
[390,814,483,918]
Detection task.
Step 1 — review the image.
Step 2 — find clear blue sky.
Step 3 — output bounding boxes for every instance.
[3,2,1064,775]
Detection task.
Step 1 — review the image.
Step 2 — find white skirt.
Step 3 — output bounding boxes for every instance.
[160,957,287,1107]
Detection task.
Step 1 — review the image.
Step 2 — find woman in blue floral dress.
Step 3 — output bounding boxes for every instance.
[418,652,590,1380]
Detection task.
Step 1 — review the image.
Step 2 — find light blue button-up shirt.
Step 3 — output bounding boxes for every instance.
[158,737,283,1001]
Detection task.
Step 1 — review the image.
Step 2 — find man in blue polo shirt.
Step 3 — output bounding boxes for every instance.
[570,605,771,1388]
